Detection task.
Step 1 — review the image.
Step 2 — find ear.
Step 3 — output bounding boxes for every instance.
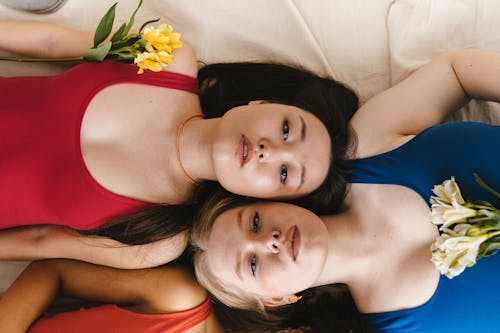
[262,295,296,307]
[248,100,269,106]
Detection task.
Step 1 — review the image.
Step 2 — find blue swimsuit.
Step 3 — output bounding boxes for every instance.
[350,122,500,333]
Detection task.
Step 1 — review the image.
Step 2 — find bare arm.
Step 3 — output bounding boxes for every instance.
[0,259,208,333]
[0,20,93,58]
[0,225,188,269]
[352,49,500,156]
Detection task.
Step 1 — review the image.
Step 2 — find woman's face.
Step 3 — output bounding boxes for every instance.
[212,102,331,199]
[204,202,329,299]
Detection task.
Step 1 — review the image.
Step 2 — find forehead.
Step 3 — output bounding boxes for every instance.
[205,206,242,284]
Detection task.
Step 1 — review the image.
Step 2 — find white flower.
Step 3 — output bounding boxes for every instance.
[431,203,477,229]
[429,175,500,279]
[431,177,465,206]
[430,229,487,279]
[430,177,476,228]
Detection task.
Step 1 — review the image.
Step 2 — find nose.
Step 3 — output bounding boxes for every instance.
[261,229,281,254]
[257,139,291,162]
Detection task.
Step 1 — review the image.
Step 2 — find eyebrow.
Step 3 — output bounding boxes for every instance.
[297,164,306,191]
[296,115,307,191]
[235,209,244,281]
[300,115,307,142]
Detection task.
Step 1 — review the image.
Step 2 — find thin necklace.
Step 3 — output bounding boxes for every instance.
[176,114,203,185]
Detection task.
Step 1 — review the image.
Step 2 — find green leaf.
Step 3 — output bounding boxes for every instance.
[110,23,127,43]
[94,3,118,47]
[122,0,143,36]
[139,18,160,33]
[113,52,136,62]
[84,41,113,62]
[110,35,142,50]
[480,242,500,257]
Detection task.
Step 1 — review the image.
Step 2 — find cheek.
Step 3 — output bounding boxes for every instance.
[219,167,278,195]
[261,263,312,296]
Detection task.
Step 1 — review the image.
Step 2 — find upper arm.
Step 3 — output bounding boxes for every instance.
[163,41,199,78]
[351,51,470,155]
[0,225,189,269]
[56,262,208,313]
[141,266,208,313]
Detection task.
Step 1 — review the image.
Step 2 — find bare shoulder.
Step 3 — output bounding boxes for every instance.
[143,265,208,313]
[165,41,198,78]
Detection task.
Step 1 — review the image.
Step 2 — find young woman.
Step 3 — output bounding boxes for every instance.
[190,49,500,332]
[0,259,224,333]
[0,20,357,268]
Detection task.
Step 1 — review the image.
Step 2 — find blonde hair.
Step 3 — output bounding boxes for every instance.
[190,186,266,312]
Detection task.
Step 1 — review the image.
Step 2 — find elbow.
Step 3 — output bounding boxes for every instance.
[29,225,52,251]
[133,231,190,269]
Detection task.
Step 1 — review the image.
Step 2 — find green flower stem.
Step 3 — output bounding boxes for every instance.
[486,230,500,239]
[466,203,496,210]
[474,173,500,199]
[0,56,84,63]
[468,216,496,223]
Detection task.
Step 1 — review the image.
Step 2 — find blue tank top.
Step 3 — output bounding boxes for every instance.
[350,122,500,333]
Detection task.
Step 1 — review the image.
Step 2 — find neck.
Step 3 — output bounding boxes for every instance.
[177,116,220,182]
[312,189,377,287]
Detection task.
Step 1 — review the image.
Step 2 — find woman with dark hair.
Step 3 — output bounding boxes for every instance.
[190,49,500,332]
[0,20,357,268]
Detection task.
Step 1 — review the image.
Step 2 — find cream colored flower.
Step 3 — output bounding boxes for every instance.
[430,230,487,279]
[134,51,163,74]
[143,24,182,54]
[430,177,476,228]
[430,177,466,206]
[431,203,477,229]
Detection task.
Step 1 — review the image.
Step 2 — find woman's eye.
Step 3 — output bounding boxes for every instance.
[250,256,257,276]
[252,212,260,232]
[282,119,289,141]
[280,165,288,184]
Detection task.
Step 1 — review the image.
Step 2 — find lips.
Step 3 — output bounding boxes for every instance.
[285,225,300,261]
[238,135,253,166]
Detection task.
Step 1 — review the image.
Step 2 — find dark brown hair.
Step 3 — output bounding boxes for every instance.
[81,62,358,245]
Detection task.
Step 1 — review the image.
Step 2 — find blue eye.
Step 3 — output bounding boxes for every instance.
[280,165,288,184]
[252,212,260,232]
[282,119,289,141]
[250,256,257,276]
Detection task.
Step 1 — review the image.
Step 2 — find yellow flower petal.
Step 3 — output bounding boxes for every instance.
[134,51,163,74]
[141,24,182,54]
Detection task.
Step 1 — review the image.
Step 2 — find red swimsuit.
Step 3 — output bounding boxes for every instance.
[0,62,198,230]
[28,298,212,333]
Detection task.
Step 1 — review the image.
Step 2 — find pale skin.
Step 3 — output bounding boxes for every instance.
[203,49,500,312]
[0,20,331,267]
[0,260,225,333]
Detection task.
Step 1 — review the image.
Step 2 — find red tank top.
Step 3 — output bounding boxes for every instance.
[28,298,212,333]
[0,62,198,230]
